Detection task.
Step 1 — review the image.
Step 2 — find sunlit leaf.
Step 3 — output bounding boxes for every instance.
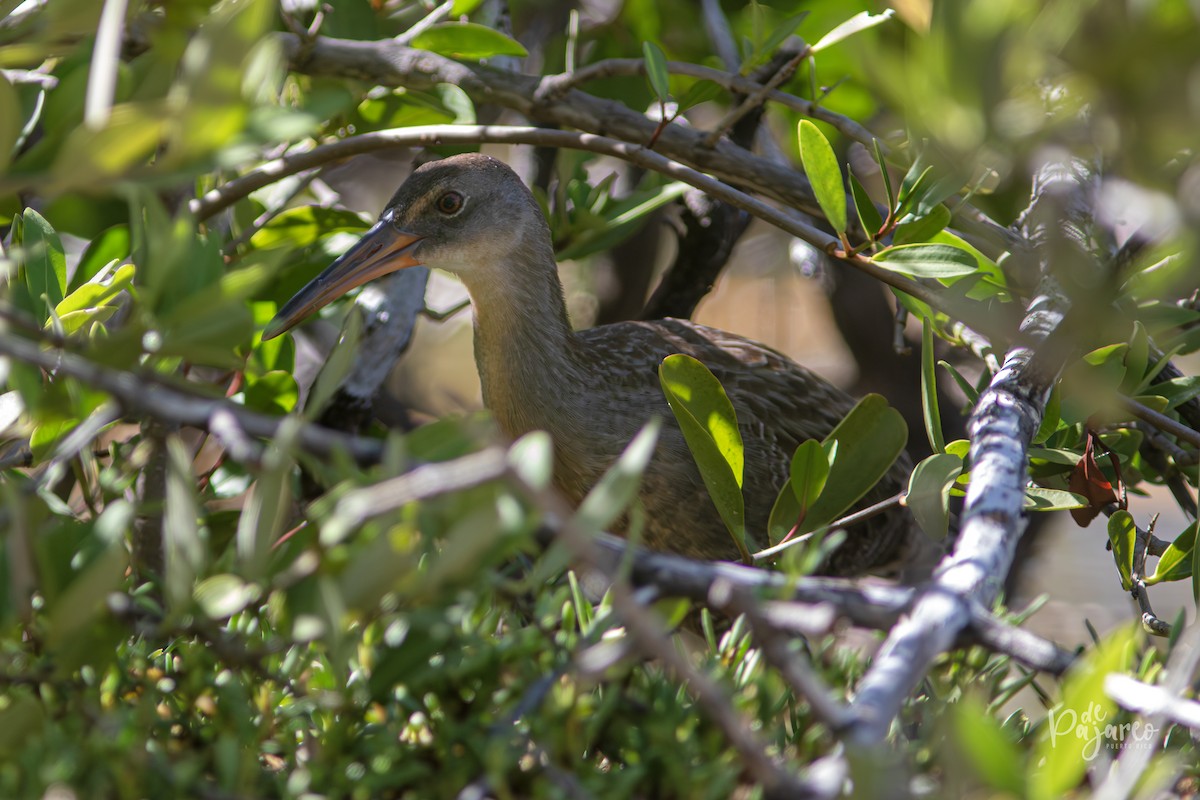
[410,22,529,59]
[1145,520,1196,585]
[509,430,554,490]
[164,436,204,613]
[1030,624,1140,800]
[195,573,260,620]
[811,10,894,53]
[798,120,847,235]
[892,204,951,246]
[873,243,978,279]
[1106,510,1136,591]
[953,694,1025,793]
[304,305,364,420]
[659,354,747,561]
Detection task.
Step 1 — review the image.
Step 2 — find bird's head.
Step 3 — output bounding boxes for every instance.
[263,153,549,341]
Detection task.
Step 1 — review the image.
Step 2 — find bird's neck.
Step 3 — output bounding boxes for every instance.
[462,251,582,438]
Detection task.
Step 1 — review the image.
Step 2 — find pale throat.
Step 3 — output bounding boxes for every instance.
[460,256,583,438]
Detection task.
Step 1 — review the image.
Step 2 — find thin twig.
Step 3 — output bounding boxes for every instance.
[701,46,810,148]
[752,493,906,561]
[1123,397,1200,449]
[531,56,877,150]
[395,1,453,46]
[513,475,817,797]
[712,578,852,732]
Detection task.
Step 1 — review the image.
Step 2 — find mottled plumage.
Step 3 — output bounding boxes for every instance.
[267,153,914,573]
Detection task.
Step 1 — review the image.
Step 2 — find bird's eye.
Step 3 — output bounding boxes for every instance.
[436,191,464,215]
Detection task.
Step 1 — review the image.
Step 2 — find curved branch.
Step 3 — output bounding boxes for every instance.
[189,123,997,338]
[533,56,877,149]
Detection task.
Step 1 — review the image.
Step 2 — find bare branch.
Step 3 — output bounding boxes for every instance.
[188,123,981,335]
[846,278,1069,744]
[0,329,385,464]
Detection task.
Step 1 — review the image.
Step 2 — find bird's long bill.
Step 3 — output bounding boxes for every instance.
[262,221,423,341]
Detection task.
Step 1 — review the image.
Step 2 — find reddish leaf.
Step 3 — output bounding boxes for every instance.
[1068,435,1117,526]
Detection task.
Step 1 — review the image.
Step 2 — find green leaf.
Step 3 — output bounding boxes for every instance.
[250,206,368,250]
[953,695,1025,794]
[1023,487,1087,511]
[798,120,847,235]
[804,394,907,529]
[676,79,722,112]
[304,305,364,420]
[577,418,661,532]
[237,418,298,580]
[789,439,830,515]
[1145,520,1196,585]
[1033,385,1061,444]
[659,354,747,561]
[872,243,978,279]
[1106,510,1136,591]
[1143,376,1200,410]
[767,479,802,545]
[938,360,981,405]
[409,22,528,59]
[1120,321,1150,394]
[1030,624,1140,800]
[163,436,205,614]
[642,41,670,102]
[811,10,894,53]
[55,262,134,317]
[905,453,962,541]
[897,159,932,208]
[920,318,945,454]
[20,208,67,321]
[243,370,299,415]
[849,172,883,239]
[872,138,894,212]
[892,204,951,246]
[1193,516,1200,605]
[0,72,21,172]
[69,224,130,292]
[450,0,486,14]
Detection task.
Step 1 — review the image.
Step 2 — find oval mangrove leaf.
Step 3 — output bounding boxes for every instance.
[659,354,747,560]
[642,41,670,102]
[872,243,978,279]
[804,394,907,531]
[905,452,962,541]
[410,22,528,59]
[798,120,847,235]
[1146,520,1196,585]
[1106,510,1136,591]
